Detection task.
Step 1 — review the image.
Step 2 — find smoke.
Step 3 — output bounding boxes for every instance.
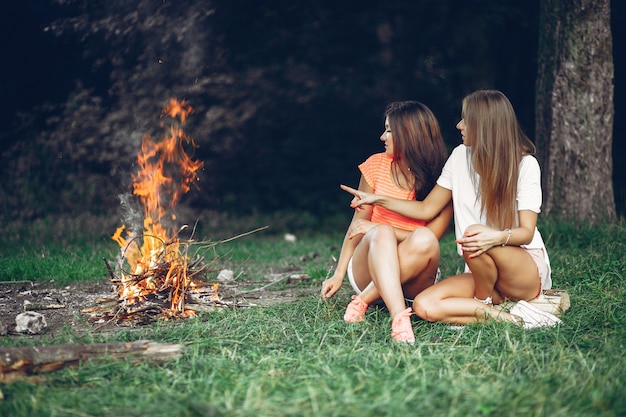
[117,192,143,236]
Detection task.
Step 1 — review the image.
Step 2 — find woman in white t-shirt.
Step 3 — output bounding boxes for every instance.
[341,90,561,329]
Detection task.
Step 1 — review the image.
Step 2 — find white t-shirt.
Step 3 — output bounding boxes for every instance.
[437,144,551,288]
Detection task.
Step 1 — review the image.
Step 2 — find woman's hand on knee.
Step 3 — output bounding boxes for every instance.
[457,224,503,258]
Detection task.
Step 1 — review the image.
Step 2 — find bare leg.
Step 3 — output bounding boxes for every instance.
[397,227,441,298]
[490,247,542,301]
[463,249,498,302]
[413,274,519,324]
[353,226,440,318]
[351,225,405,318]
[466,248,541,304]
[461,224,542,304]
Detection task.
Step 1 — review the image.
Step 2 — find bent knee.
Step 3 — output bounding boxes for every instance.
[360,224,397,252]
[404,228,439,253]
[366,224,396,241]
[412,293,443,322]
[464,224,483,235]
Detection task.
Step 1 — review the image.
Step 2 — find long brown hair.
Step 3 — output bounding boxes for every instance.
[462,90,536,229]
[385,101,448,200]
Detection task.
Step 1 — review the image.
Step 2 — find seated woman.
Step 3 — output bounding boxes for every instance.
[322,101,451,343]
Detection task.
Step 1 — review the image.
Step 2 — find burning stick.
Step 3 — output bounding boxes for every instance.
[103,257,115,280]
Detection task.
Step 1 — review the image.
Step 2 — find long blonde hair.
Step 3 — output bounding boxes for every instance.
[462,90,536,229]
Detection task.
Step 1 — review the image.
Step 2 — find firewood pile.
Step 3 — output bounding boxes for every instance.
[87,239,223,325]
[83,227,284,326]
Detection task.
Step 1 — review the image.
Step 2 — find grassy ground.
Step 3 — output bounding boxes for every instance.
[0,216,625,417]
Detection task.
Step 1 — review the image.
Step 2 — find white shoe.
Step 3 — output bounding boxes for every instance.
[510,300,562,329]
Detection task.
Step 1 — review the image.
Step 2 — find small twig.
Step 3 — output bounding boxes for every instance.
[237,273,291,294]
[103,258,116,281]
[169,224,190,243]
[192,226,270,249]
[24,303,65,311]
[189,219,200,240]
[92,304,126,331]
[126,304,163,315]
[216,226,269,244]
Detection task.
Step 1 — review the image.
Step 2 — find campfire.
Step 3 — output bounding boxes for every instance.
[102,98,219,324]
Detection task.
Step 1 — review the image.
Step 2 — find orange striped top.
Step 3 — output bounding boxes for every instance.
[359,153,427,231]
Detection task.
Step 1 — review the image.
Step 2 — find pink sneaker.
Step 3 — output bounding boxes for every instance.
[343,295,368,323]
[391,307,415,344]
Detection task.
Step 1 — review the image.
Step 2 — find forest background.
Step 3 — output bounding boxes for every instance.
[1,0,624,237]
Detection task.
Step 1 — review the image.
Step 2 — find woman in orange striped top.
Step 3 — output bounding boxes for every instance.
[321,101,452,343]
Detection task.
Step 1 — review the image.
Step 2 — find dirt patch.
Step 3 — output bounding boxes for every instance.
[0,277,319,338]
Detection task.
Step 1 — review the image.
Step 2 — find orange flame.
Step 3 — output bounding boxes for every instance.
[112,98,205,314]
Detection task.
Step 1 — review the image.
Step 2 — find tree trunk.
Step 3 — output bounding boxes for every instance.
[535,0,616,223]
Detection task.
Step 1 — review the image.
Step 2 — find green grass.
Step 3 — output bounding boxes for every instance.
[0,216,625,417]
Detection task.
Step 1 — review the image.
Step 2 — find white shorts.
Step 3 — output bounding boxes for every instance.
[347,257,361,294]
[526,248,551,292]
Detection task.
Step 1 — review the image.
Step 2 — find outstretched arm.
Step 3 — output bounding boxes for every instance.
[322,176,374,299]
[340,183,452,222]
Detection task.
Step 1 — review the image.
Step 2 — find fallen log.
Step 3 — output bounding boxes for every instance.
[0,340,183,382]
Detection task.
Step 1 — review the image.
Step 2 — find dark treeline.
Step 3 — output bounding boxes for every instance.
[0,0,623,231]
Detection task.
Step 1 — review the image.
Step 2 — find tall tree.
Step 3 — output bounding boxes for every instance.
[536,0,616,223]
